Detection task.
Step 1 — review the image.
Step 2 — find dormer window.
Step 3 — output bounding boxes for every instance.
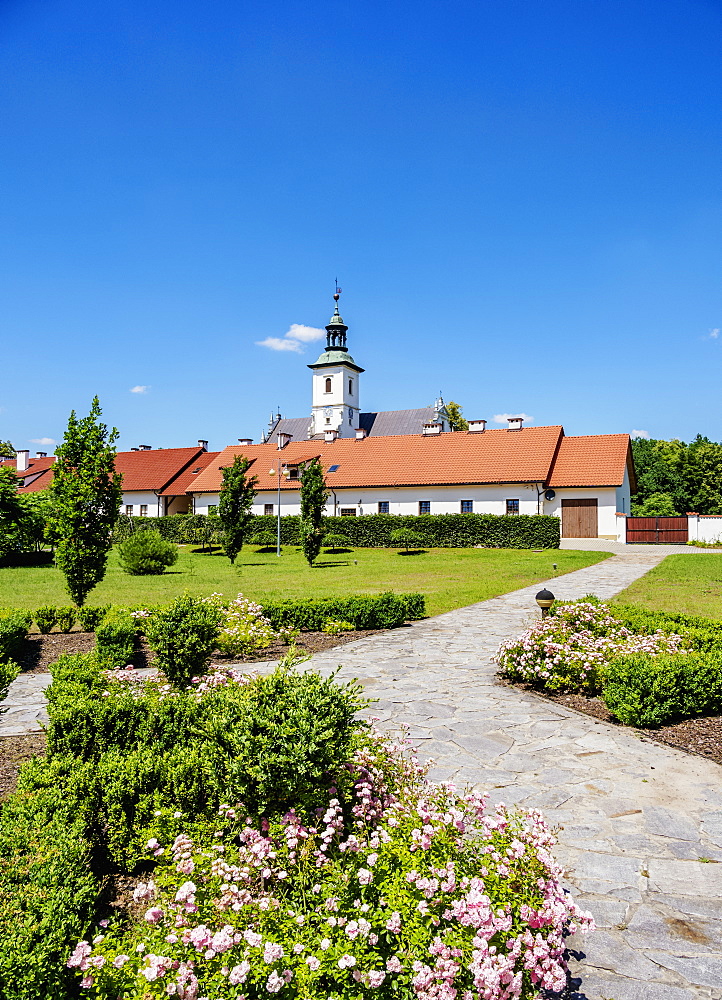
[288,467,299,480]
[325,377,332,393]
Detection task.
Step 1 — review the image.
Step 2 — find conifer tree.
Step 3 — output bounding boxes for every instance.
[218,454,258,564]
[299,456,329,566]
[50,397,122,605]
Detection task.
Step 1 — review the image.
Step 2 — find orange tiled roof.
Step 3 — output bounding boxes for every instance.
[159,451,220,496]
[547,434,632,488]
[190,426,566,493]
[9,448,209,494]
[2,456,56,493]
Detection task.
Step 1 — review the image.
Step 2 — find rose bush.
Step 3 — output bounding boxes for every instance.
[69,724,593,1000]
[497,601,684,694]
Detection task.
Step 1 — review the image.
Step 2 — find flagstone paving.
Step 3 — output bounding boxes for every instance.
[1,549,721,998]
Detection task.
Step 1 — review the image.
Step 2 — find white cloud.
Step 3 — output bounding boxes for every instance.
[255,337,305,353]
[257,323,325,353]
[30,437,56,446]
[493,413,534,424]
[708,327,719,339]
[631,429,650,439]
[285,323,325,343]
[130,385,150,394]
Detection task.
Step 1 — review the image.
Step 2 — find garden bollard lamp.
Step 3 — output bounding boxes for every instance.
[535,588,555,618]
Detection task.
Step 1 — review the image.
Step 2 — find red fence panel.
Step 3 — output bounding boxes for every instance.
[626,517,688,544]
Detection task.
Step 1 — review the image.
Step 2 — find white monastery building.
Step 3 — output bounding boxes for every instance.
[188,292,635,540]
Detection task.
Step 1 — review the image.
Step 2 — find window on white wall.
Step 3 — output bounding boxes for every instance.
[461,500,473,513]
[348,379,353,394]
[506,499,520,515]
[264,503,273,515]
[418,501,431,515]
[125,504,133,515]
[340,508,356,517]
[139,504,148,516]
[325,377,332,393]
[378,501,389,514]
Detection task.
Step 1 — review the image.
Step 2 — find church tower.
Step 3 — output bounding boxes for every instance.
[308,289,364,438]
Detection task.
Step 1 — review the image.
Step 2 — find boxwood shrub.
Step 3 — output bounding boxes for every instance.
[261,592,425,631]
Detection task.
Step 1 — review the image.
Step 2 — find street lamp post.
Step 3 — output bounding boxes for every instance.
[535,588,555,619]
[269,462,289,557]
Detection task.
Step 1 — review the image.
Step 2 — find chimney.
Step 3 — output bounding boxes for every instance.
[237,438,253,447]
[467,420,487,433]
[35,451,47,458]
[139,444,152,451]
[507,417,523,431]
[16,449,29,472]
[422,422,442,436]
[324,429,339,442]
[197,439,208,451]
[277,432,293,449]
[355,428,368,440]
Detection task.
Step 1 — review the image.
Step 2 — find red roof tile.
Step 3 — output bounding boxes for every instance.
[190,426,566,493]
[9,448,209,494]
[159,452,220,495]
[547,434,632,488]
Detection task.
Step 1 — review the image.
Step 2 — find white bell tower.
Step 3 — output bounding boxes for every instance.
[308,288,364,438]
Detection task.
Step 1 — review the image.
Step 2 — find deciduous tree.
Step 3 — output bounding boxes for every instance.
[444,401,469,432]
[218,455,258,564]
[49,396,122,605]
[299,457,329,566]
[0,467,41,559]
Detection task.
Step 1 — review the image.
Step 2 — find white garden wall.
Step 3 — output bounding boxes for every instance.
[688,514,722,544]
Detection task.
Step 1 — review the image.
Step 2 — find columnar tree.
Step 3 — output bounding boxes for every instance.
[299,457,329,566]
[445,401,469,432]
[218,455,258,564]
[50,396,122,606]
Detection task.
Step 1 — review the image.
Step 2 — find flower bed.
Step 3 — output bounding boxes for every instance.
[69,719,592,999]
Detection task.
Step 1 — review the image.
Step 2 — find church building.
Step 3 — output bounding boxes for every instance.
[189,292,635,540]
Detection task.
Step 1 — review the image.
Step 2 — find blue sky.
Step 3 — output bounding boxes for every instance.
[1,0,721,452]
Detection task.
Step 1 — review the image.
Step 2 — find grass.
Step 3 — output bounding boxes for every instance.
[613,553,722,620]
[0,545,609,617]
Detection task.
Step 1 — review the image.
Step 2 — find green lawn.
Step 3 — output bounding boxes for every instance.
[0,545,608,617]
[613,553,722,620]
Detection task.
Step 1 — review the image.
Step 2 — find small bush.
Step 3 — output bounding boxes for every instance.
[390,527,424,551]
[144,594,223,687]
[603,650,722,727]
[0,659,19,703]
[323,532,351,552]
[0,612,30,662]
[262,592,417,631]
[54,607,76,633]
[34,605,57,634]
[117,531,179,576]
[96,608,136,668]
[250,531,277,550]
[75,605,108,632]
[211,594,278,658]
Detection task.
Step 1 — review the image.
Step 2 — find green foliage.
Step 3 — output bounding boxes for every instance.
[34,604,57,634]
[390,528,424,551]
[76,605,109,632]
[250,530,277,550]
[144,594,223,687]
[0,611,30,662]
[261,592,424,631]
[609,603,722,654]
[53,607,76,633]
[323,532,351,552]
[630,491,679,516]
[95,608,136,668]
[49,396,122,606]
[603,651,722,726]
[0,439,16,459]
[299,456,329,566]
[117,530,179,575]
[0,659,19,703]
[321,618,356,634]
[0,466,43,562]
[631,433,722,515]
[218,454,258,564]
[199,666,369,815]
[444,399,469,431]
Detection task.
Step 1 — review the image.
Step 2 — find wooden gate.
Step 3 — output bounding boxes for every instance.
[626,517,688,544]
[561,498,598,538]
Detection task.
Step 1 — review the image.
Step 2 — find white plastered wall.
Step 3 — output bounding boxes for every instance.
[688,515,722,543]
[541,487,620,539]
[311,364,358,438]
[121,491,163,517]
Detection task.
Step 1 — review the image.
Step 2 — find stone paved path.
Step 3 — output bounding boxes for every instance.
[2,550,721,998]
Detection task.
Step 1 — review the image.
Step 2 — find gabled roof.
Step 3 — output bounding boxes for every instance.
[7,447,211,494]
[158,451,220,496]
[547,434,634,489]
[190,425,566,493]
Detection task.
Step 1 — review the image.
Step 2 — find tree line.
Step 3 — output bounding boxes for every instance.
[631,434,722,516]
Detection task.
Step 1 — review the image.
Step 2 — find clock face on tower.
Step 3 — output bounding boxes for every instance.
[324,406,333,417]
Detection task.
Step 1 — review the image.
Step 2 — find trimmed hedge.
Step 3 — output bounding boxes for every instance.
[115,511,560,549]
[262,592,425,631]
[95,608,136,668]
[0,611,30,662]
[603,650,722,727]
[609,603,722,655]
